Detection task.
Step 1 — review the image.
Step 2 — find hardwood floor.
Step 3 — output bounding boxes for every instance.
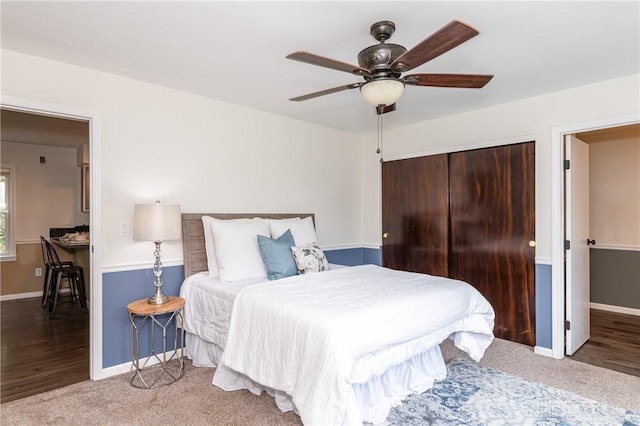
[1,296,89,403]
[570,309,640,377]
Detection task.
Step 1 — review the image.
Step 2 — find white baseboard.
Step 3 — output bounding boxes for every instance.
[590,302,640,316]
[534,346,554,358]
[591,244,640,252]
[99,360,135,379]
[97,349,185,380]
[0,288,86,302]
[1,291,43,301]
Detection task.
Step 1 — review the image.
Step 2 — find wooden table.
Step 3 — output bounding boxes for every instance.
[51,237,90,250]
[126,296,185,389]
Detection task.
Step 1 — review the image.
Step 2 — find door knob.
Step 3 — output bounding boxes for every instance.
[382,232,389,239]
[528,240,536,247]
[587,239,596,246]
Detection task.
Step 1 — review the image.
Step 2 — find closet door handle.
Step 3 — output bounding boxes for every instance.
[587,239,596,246]
[382,232,389,239]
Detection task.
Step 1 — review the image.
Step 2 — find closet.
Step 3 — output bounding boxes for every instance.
[382,142,536,346]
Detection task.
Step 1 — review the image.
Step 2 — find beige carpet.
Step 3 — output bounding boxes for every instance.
[1,339,638,425]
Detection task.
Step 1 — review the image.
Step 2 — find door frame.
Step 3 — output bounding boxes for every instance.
[550,113,639,359]
[1,94,103,379]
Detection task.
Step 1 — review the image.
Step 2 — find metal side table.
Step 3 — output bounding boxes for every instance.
[127,296,185,389]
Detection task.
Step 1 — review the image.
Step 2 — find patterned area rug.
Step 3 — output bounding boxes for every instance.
[387,358,640,425]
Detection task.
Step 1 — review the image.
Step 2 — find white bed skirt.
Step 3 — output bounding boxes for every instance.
[184,332,224,367]
[186,330,449,424]
[213,344,447,425]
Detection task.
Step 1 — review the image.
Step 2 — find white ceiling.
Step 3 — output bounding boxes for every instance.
[1,1,638,135]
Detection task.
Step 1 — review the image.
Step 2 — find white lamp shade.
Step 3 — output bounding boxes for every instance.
[360,79,405,107]
[133,203,182,242]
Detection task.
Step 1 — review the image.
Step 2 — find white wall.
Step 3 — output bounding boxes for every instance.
[1,50,362,269]
[1,141,89,240]
[590,136,640,247]
[4,48,639,266]
[360,74,640,260]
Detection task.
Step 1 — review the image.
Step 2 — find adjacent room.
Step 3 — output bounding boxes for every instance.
[0,110,91,402]
[567,124,640,376]
[1,1,638,425]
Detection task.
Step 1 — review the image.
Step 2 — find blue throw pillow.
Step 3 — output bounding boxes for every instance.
[257,229,297,280]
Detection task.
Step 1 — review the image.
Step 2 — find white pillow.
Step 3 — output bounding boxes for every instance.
[201,216,220,277]
[270,216,317,246]
[210,217,270,282]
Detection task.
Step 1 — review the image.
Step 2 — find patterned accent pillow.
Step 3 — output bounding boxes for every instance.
[291,243,329,274]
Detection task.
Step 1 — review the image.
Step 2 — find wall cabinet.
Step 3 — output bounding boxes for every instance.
[382,142,536,346]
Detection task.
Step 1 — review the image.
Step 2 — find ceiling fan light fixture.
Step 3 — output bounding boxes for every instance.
[360,78,405,107]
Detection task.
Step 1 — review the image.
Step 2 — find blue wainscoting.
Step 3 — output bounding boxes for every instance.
[101,248,552,368]
[325,247,382,267]
[535,263,552,350]
[102,266,185,368]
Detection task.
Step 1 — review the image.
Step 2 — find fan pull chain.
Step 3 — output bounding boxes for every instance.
[376,114,381,154]
[377,107,384,163]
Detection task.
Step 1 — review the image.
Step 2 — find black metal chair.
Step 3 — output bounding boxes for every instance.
[40,236,74,307]
[43,238,87,318]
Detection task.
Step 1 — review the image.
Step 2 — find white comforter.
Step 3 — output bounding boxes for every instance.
[179,272,267,351]
[215,265,494,425]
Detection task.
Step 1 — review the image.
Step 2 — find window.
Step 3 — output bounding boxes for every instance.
[0,164,16,261]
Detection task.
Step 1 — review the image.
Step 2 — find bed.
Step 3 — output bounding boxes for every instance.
[179,213,495,425]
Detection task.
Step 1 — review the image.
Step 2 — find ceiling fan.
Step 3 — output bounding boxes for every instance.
[286,20,493,115]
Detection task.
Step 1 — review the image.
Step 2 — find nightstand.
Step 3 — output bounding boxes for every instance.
[126,296,185,389]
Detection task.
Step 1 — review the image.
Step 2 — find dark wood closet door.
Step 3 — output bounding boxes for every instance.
[382,154,449,276]
[448,142,536,346]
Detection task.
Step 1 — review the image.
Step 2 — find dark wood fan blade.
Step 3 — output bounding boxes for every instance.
[403,73,493,88]
[289,83,363,102]
[376,103,396,115]
[391,21,479,72]
[286,51,371,76]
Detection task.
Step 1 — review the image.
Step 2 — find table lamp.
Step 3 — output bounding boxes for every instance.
[133,201,181,304]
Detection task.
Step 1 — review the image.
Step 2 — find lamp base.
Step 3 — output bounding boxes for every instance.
[148,293,169,305]
[147,241,170,305]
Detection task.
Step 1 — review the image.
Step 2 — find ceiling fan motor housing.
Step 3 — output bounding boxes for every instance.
[358,44,406,75]
[358,20,406,76]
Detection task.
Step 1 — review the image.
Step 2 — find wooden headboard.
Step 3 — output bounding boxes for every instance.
[182,213,315,278]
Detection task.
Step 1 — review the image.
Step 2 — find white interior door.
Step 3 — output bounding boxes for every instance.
[565,134,591,355]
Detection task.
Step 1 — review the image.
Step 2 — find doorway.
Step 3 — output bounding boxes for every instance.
[0,95,103,393]
[0,108,90,401]
[561,122,640,375]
